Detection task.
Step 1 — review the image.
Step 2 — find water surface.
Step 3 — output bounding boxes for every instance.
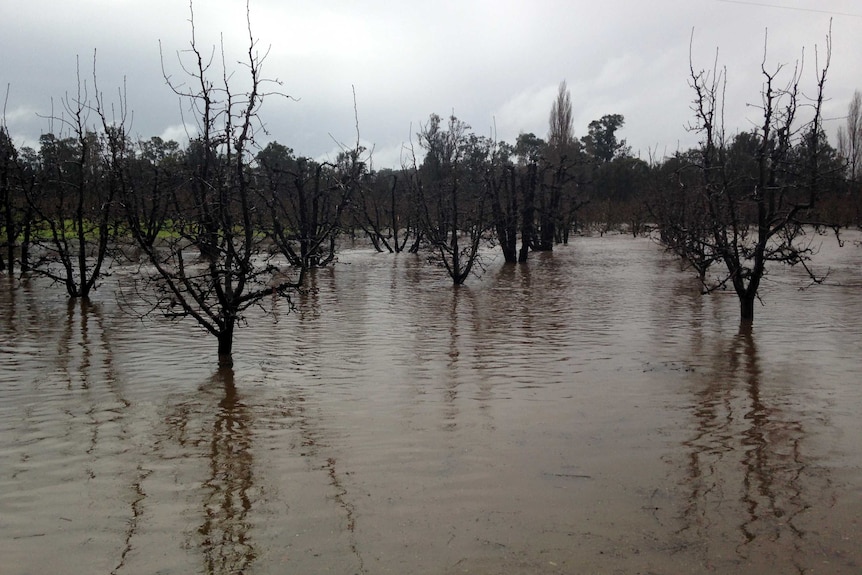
[1,233,860,574]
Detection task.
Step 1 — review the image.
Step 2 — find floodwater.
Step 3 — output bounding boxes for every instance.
[1,233,860,575]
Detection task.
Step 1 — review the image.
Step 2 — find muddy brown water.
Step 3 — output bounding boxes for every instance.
[1,233,860,574]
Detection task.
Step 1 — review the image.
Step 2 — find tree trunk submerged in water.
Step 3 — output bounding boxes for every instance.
[217,323,235,368]
[739,293,756,324]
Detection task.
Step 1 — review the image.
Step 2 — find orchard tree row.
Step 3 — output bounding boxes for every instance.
[0,5,856,361]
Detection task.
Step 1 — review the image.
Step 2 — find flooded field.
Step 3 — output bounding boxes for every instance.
[1,233,860,574]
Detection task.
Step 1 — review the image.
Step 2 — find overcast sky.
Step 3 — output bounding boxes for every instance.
[2,0,860,167]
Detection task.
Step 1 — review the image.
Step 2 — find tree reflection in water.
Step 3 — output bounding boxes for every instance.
[163,368,257,574]
[677,323,831,571]
[198,367,256,574]
[62,299,146,575]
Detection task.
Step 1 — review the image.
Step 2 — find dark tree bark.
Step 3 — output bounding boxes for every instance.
[488,164,518,263]
[518,161,538,262]
[0,127,17,273]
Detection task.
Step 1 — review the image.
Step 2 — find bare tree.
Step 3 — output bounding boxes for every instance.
[675,30,832,322]
[482,139,519,263]
[349,169,416,254]
[647,150,720,282]
[258,93,364,269]
[125,1,303,365]
[260,149,347,269]
[27,57,116,299]
[513,132,544,262]
[407,113,487,285]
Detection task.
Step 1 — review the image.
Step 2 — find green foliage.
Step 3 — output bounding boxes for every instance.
[582,114,629,164]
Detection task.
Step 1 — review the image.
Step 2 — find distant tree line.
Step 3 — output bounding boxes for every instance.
[0,79,651,285]
[0,11,854,360]
[355,82,651,276]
